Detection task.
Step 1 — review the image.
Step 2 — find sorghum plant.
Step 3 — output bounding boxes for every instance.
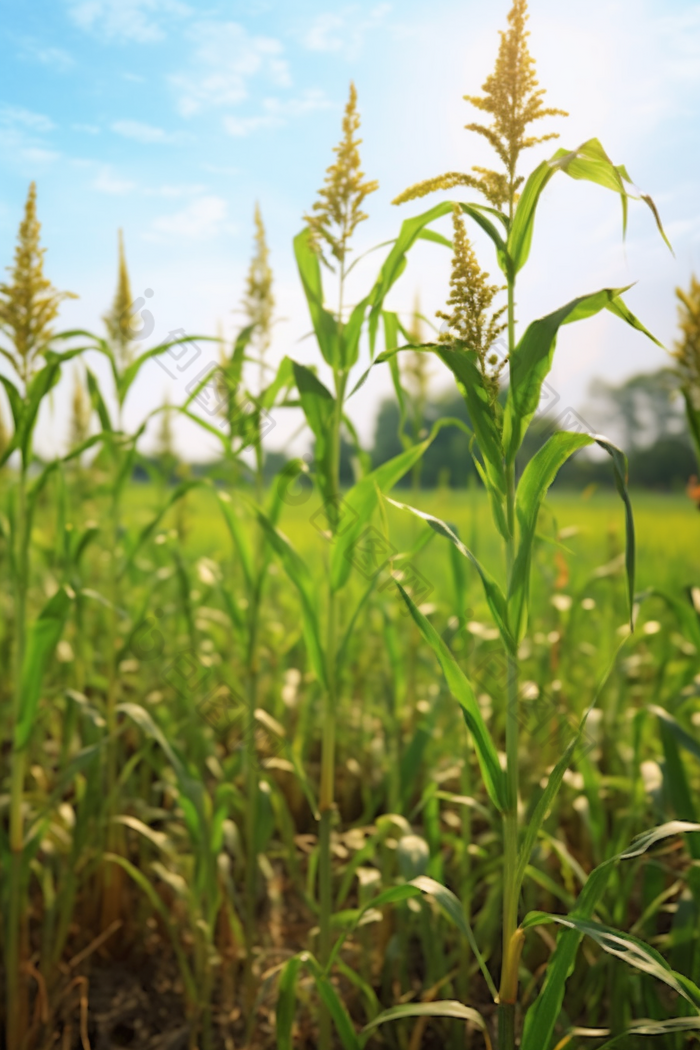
[332,2,700,1047]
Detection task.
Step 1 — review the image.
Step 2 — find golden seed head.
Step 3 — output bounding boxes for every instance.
[0,181,76,384]
[103,229,135,368]
[242,202,274,350]
[464,0,567,208]
[437,206,507,399]
[393,0,567,213]
[304,82,378,268]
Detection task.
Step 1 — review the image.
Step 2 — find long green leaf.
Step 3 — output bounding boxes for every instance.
[503,287,637,464]
[386,498,513,652]
[436,345,506,498]
[521,822,700,1050]
[276,951,360,1050]
[509,432,634,643]
[596,1017,700,1047]
[14,586,74,751]
[217,493,254,594]
[120,479,204,576]
[330,417,468,593]
[509,139,671,276]
[118,333,215,406]
[362,1001,488,1034]
[522,911,700,1010]
[253,510,327,688]
[294,228,339,367]
[104,852,197,1006]
[395,582,506,812]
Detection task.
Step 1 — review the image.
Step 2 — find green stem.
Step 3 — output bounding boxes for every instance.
[317,259,346,1050]
[7,463,28,1050]
[244,585,261,1001]
[498,270,519,1050]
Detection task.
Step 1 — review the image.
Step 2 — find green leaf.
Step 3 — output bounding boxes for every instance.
[85,367,113,432]
[17,356,63,466]
[276,955,303,1050]
[509,139,671,276]
[509,432,635,643]
[14,586,74,752]
[117,702,187,784]
[342,295,370,370]
[503,287,634,464]
[395,582,506,812]
[120,479,204,576]
[436,346,506,499]
[276,952,360,1050]
[291,360,337,507]
[596,1018,700,1047]
[386,498,514,652]
[253,510,327,688]
[217,494,254,594]
[367,200,508,353]
[362,1001,488,1034]
[104,852,197,1006]
[509,432,590,642]
[522,911,700,1010]
[330,417,468,593]
[368,202,455,352]
[595,437,635,625]
[0,374,22,465]
[521,822,700,1050]
[118,333,215,407]
[294,228,339,367]
[410,875,498,1000]
[515,637,628,897]
[651,707,700,860]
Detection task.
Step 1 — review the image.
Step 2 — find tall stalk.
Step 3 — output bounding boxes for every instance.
[299,82,377,1049]
[317,264,346,1048]
[1,183,76,1050]
[7,462,29,1050]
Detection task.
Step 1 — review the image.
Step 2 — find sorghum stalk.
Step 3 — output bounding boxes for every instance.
[304,82,377,1050]
[0,183,75,1050]
[7,462,29,1050]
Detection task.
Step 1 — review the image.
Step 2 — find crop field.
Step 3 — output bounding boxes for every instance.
[3,1,700,1049]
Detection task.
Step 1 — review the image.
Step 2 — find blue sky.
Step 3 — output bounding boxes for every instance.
[1,0,700,460]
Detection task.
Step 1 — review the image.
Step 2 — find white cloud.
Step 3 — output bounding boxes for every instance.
[223,89,331,137]
[19,39,74,71]
[143,183,206,197]
[149,195,232,239]
[303,4,390,59]
[171,21,290,117]
[111,119,184,143]
[0,105,55,132]
[0,106,59,169]
[19,147,60,165]
[67,0,191,43]
[93,165,137,193]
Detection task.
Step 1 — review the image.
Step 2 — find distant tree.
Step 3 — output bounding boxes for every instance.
[586,368,684,451]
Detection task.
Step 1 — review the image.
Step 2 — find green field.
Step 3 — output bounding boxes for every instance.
[3,0,700,1042]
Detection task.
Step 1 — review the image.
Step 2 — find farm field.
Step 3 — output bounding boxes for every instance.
[3,0,700,1047]
[3,478,700,1048]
